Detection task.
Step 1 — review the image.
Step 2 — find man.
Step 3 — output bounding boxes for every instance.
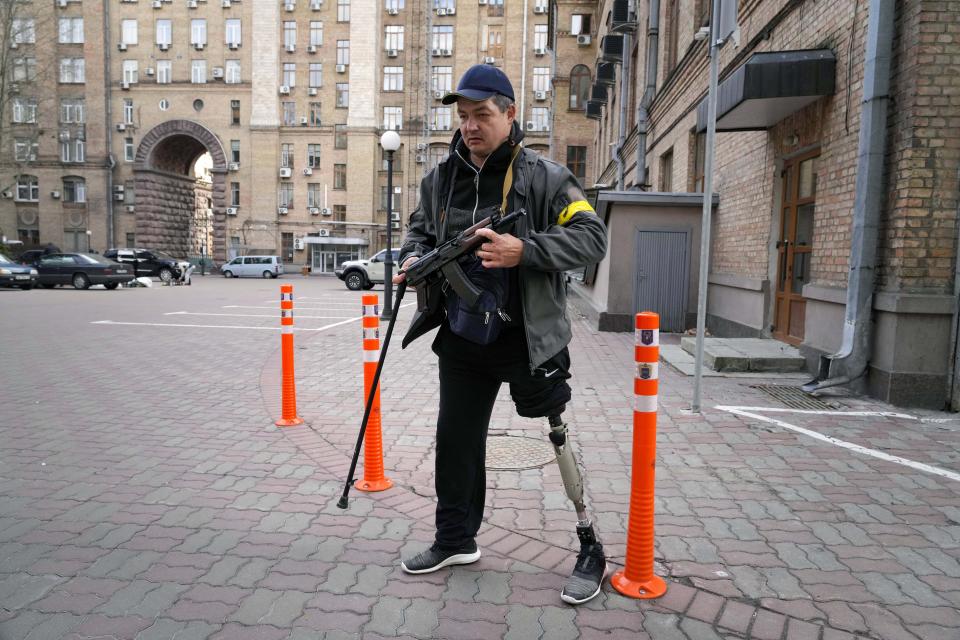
[393,65,608,605]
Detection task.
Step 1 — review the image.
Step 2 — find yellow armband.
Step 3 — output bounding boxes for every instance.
[557,200,596,226]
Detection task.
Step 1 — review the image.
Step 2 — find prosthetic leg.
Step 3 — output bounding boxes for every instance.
[548,413,607,604]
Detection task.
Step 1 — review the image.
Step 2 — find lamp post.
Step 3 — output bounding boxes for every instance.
[379,130,401,320]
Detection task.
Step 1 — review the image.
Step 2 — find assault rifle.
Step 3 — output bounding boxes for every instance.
[337,207,525,510]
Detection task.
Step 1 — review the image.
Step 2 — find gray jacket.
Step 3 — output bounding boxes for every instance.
[399,126,607,370]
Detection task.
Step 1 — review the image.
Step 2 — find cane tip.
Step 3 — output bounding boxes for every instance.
[336,496,348,510]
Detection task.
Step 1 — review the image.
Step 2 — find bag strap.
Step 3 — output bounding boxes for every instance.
[501,144,522,214]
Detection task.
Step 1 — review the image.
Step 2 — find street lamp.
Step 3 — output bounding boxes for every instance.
[379,130,401,320]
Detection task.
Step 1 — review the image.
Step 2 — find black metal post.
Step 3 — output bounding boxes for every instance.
[382,149,395,320]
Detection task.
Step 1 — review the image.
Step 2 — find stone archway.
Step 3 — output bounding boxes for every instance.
[133,120,229,262]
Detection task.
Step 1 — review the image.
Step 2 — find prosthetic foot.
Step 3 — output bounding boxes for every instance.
[547,414,607,605]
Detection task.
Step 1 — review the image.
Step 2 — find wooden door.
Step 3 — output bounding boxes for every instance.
[773,150,818,345]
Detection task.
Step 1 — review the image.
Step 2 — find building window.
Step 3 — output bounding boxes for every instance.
[308,63,322,88]
[121,19,138,45]
[282,101,296,126]
[59,18,84,44]
[531,107,549,131]
[337,0,350,22]
[60,58,85,83]
[566,146,586,180]
[335,124,347,148]
[231,182,240,206]
[486,28,503,57]
[571,14,591,35]
[226,60,241,84]
[283,21,297,48]
[12,98,38,124]
[431,66,452,93]
[124,137,135,162]
[156,19,172,46]
[283,62,296,87]
[307,183,321,208]
[309,21,323,46]
[60,98,85,123]
[309,101,321,126]
[278,183,294,208]
[385,25,404,51]
[383,66,403,91]
[429,106,451,131]
[431,25,452,51]
[14,139,38,162]
[63,177,86,203]
[333,204,346,221]
[532,67,550,92]
[336,40,350,65]
[12,57,36,82]
[280,143,294,168]
[191,19,207,46]
[533,24,547,51]
[191,60,207,84]
[126,232,136,248]
[61,137,85,163]
[692,132,705,192]
[231,139,240,163]
[569,65,590,110]
[334,164,347,189]
[15,175,39,202]
[225,19,241,46]
[659,148,674,191]
[667,0,680,72]
[12,19,36,44]
[336,83,348,107]
[307,143,321,168]
[231,100,240,125]
[122,60,138,84]
[383,106,402,130]
[385,0,404,10]
[157,60,172,84]
[487,0,503,17]
[381,147,402,172]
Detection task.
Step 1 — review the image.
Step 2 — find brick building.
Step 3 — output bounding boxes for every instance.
[574,0,960,408]
[0,0,601,274]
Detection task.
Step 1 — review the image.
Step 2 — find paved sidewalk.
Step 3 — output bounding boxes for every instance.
[2,278,959,639]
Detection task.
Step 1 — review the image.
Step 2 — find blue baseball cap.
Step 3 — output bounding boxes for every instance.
[441,64,515,104]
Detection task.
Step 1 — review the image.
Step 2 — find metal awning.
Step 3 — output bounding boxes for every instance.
[696,49,836,133]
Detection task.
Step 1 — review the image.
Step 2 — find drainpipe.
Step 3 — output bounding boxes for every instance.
[103,0,115,248]
[802,0,895,394]
[947,166,960,409]
[519,0,529,124]
[635,0,659,189]
[613,31,631,189]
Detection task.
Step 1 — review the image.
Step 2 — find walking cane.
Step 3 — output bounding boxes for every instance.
[337,280,407,509]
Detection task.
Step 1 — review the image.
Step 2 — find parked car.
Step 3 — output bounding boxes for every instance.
[33,253,133,290]
[102,247,189,283]
[335,249,400,291]
[0,252,38,290]
[220,255,284,278]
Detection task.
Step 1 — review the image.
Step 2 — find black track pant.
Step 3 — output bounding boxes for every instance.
[432,324,571,550]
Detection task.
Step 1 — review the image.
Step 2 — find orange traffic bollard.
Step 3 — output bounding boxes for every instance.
[611,311,667,599]
[275,284,304,427]
[354,294,393,492]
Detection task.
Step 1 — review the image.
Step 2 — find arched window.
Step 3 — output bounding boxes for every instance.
[63,176,86,203]
[15,175,38,202]
[569,65,591,110]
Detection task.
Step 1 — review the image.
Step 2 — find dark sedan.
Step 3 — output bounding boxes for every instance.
[0,252,38,289]
[33,253,134,290]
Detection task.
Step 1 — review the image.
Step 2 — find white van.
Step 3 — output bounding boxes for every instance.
[221,255,284,278]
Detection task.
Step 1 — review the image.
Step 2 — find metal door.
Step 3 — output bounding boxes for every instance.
[635,229,689,332]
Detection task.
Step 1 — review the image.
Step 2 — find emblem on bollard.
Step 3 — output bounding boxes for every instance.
[640,329,654,345]
[638,363,653,380]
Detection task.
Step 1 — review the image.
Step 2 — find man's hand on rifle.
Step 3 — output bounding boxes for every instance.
[393,256,419,284]
[474,228,524,268]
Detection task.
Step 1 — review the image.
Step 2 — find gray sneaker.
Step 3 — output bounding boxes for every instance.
[401,542,481,574]
[561,543,606,605]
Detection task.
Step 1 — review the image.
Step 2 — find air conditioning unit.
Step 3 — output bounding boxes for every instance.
[194,42,205,50]
[58,0,68,7]
[294,237,304,249]
[1,190,11,199]
[393,186,402,194]
[387,7,398,13]
[50,190,61,199]
[386,49,398,57]
[121,81,130,90]
[229,162,240,171]
[308,87,318,96]
[311,0,322,8]
[278,206,289,215]
[433,90,443,100]
[286,44,296,52]
[526,121,536,130]
[187,0,197,8]
[309,207,320,215]
[9,42,17,49]
[415,154,425,163]
[391,211,400,221]
[116,123,127,131]
[146,67,155,76]
[317,228,329,237]
[212,67,224,78]
[226,207,238,215]
[307,44,317,53]
[152,0,161,7]
[279,85,291,94]
[159,42,170,50]
[336,64,346,73]
[299,117,309,126]
[126,205,136,213]
[416,143,427,150]
[478,0,487,4]
[534,90,547,100]
[436,8,447,15]
[533,5,546,13]
[284,2,295,10]
[447,6,456,14]
[431,48,442,56]
[115,192,126,201]
[279,167,293,178]
[483,56,495,64]
[228,42,239,49]
[321,208,331,215]
[222,0,231,6]
[115,185,125,193]
[442,49,452,56]
[118,43,128,51]
[534,47,546,56]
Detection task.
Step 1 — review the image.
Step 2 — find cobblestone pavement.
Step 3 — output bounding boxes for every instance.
[2,276,959,640]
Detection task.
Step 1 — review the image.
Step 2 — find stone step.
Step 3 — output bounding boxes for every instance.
[679,337,806,373]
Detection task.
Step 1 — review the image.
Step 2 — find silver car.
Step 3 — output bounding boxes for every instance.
[221,255,284,278]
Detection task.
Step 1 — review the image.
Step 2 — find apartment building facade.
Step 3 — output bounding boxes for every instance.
[577,0,960,408]
[1,0,602,274]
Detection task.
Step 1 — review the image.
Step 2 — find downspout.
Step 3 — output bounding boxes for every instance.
[519,0,529,124]
[802,0,895,393]
[635,0,659,189]
[103,0,115,248]
[613,31,631,189]
[947,166,960,409]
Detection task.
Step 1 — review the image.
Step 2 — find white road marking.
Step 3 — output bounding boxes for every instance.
[224,305,357,311]
[716,406,917,420]
[717,406,960,483]
[166,311,351,319]
[92,318,362,331]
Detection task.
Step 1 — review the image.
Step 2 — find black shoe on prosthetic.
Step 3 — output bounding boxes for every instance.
[561,525,607,605]
[400,541,481,574]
